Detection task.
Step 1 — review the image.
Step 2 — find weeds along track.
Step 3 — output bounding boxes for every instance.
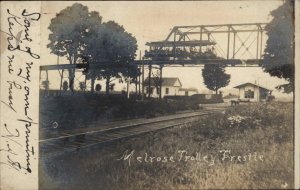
[40,109,221,158]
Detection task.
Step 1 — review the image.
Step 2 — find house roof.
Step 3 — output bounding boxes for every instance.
[233,82,270,91]
[144,77,182,87]
[179,88,198,92]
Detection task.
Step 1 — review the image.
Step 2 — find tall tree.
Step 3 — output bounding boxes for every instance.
[263,1,294,93]
[202,64,230,94]
[84,21,137,95]
[82,25,105,93]
[102,21,137,95]
[47,3,102,92]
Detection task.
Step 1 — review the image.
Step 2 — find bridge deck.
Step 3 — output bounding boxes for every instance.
[40,59,262,71]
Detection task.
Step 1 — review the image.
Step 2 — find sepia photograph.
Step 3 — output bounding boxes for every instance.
[0,0,297,189]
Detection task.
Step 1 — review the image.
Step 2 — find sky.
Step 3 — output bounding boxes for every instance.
[38,1,293,99]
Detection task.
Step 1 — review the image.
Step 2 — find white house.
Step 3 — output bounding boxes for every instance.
[234,82,271,102]
[144,77,182,98]
[178,88,199,96]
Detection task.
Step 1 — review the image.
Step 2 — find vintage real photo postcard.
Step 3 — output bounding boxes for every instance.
[0,1,299,189]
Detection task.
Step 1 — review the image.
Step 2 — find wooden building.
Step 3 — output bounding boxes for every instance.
[234,82,270,102]
[144,77,182,98]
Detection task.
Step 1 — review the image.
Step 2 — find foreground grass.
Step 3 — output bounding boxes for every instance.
[40,102,293,189]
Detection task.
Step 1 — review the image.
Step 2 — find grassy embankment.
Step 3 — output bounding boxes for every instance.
[40,102,293,189]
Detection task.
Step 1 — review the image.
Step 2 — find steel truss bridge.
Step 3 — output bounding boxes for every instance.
[40,23,268,97]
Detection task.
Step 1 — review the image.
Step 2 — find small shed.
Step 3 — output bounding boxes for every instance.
[234,82,270,102]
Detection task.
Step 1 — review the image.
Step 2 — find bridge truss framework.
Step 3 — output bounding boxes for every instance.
[40,23,268,99]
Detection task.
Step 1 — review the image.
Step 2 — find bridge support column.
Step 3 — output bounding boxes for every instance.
[159,65,163,99]
[60,69,64,94]
[227,26,231,59]
[200,27,203,53]
[173,30,176,63]
[138,51,141,97]
[142,58,145,100]
[233,32,236,59]
[46,70,49,81]
[46,70,49,95]
[148,64,152,98]
[260,30,263,59]
[127,77,130,99]
[138,67,141,96]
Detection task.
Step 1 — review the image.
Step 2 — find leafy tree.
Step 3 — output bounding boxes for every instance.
[263,1,294,93]
[47,3,102,92]
[202,64,230,94]
[82,25,105,93]
[84,21,138,95]
[101,21,137,95]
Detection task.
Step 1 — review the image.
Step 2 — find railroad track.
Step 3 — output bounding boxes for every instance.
[40,109,223,158]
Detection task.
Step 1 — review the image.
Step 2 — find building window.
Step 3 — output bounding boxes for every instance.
[245,89,254,99]
[165,88,169,95]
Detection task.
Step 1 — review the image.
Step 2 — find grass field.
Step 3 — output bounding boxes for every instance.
[40,102,294,189]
